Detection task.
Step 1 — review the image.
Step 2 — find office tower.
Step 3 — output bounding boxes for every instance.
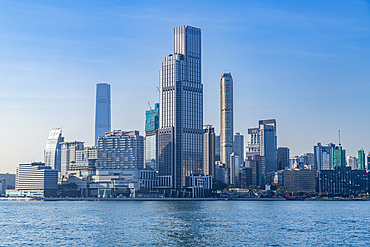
[259,119,277,172]
[334,145,346,167]
[303,153,315,170]
[290,156,305,169]
[76,146,98,163]
[215,135,220,162]
[220,72,233,171]
[60,141,84,175]
[158,25,203,189]
[314,143,335,170]
[145,103,159,171]
[233,132,244,167]
[44,128,64,171]
[246,128,260,160]
[283,170,316,192]
[203,124,215,177]
[95,83,111,146]
[277,147,290,170]
[347,156,357,169]
[15,162,58,197]
[250,155,266,187]
[97,130,144,170]
[358,149,365,170]
[230,152,240,186]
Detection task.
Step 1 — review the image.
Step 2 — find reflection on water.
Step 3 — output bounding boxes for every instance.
[0,201,370,246]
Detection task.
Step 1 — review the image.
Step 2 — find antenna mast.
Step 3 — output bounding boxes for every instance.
[338,130,341,146]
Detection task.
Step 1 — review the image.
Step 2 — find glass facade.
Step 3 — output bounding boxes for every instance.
[44,128,64,171]
[334,146,346,167]
[358,149,365,170]
[259,119,277,172]
[314,143,335,170]
[145,103,159,171]
[95,83,111,146]
[158,25,203,189]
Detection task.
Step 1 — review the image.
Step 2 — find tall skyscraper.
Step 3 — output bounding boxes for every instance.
[220,72,233,170]
[233,132,244,167]
[246,128,260,161]
[215,135,220,162]
[145,103,159,171]
[277,147,290,170]
[334,145,346,167]
[358,149,365,170]
[203,124,215,177]
[259,119,277,172]
[44,128,64,171]
[158,25,203,189]
[314,143,335,170]
[95,83,111,146]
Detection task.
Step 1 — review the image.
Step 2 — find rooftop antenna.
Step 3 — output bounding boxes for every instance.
[148,101,152,110]
[338,130,341,147]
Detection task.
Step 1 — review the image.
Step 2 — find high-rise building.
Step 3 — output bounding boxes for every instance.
[230,152,240,186]
[334,145,346,168]
[44,128,64,171]
[277,147,290,170]
[95,83,111,146]
[60,141,84,175]
[203,124,215,177]
[97,130,144,170]
[157,25,203,189]
[145,103,159,171]
[246,128,260,161]
[250,155,266,187]
[347,156,357,170]
[233,132,244,168]
[220,72,233,170]
[259,119,277,172]
[358,149,365,170]
[215,135,220,162]
[314,143,335,170]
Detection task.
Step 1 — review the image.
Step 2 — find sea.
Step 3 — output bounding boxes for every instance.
[1,200,369,246]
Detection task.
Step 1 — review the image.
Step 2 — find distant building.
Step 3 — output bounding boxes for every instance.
[95,83,111,146]
[358,149,365,170]
[273,170,284,186]
[250,155,266,187]
[233,133,244,168]
[367,152,370,170]
[0,173,15,189]
[44,128,64,171]
[203,124,215,177]
[215,135,220,162]
[97,130,144,170]
[334,145,346,168]
[277,147,290,170]
[12,162,58,197]
[246,128,260,160]
[230,153,240,186]
[314,143,335,170]
[347,156,357,170]
[239,167,252,188]
[145,103,159,171]
[61,141,84,176]
[283,170,316,192]
[215,161,229,185]
[76,146,98,163]
[290,156,305,170]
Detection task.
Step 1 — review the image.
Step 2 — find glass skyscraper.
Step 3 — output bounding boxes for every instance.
[145,103,159,171]
[259,119,277,172]
[95,83,111,146]
[44,128,64,171]
[314,143,335,170]
[158,25,203,189]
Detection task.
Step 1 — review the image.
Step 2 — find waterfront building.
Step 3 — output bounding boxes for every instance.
[358,149,365,170]
[14,162,58,197]
[95,83,111,146]
[283,170,316,192]
[44,128,64,171]
[220,72,233,172]
[317,167,369,195]
[273,170,284,186]
[215,161,229,185]
[233,133,244,168]
[277,147,290,170]
[246,128,260,160]
[347,156,357,170]
[97,130,144,170]
[259,119,277,172]
[158,25,203,189]
[230,152,240,186]
[0,173,15,189]
[239,167,253,188]
[215,135,220,162]
[61,141,84,176]
[314,143,335,170]
[250,155,266,187]
[334,145,346,167]
[145,103,159,171]
[203,124,215,177]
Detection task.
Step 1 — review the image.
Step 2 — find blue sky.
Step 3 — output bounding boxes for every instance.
[0,0,370,173]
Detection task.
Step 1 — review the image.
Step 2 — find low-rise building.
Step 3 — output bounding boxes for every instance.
[283,169,316,192]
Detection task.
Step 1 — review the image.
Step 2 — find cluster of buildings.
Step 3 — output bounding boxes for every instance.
[2,25,370,198]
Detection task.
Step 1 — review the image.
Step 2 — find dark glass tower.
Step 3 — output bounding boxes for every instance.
[158,25,203,189]
[95,83,111,146]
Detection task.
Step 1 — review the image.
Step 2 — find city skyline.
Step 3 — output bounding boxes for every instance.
[1,1,370,173]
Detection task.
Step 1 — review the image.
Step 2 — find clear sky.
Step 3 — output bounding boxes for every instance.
[1,0,370,173]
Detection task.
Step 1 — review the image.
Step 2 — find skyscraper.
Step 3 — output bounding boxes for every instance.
[277,147,290,170]
[314,143,335,170]
[95,83,111,146]
[215,135,220,162]
[233,132,244,167]
[145,103,159,171]
[220,72,233,171]
[334,145,346,167]
[203,124,215,177]
[60,141,84,175]
[358,149,365,170]
[259,119,277,172]
[44,128,64,171]
[158,25,203,189]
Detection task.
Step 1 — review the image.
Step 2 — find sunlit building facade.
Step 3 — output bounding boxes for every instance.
[145,103,159,171]
[95,83,111,146]
[44,128,64,171]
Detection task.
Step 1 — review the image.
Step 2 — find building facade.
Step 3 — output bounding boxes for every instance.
[44,128,64,171]
[203,124,215,177]
[283,170,316,192]
[277,147,290,170]
[314,143,335,170]
[97,130,144,170]
[157,25,203,189]
[220,72,233,171]
[250,155,266,187]
[145,103,159,171]
[61,141,84,176]
[215,135,220,162]
[358,149,365,170]
[334,145,346,168]
[95,83,111,146]
[233,132,244,168]
[259,119,277,172]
